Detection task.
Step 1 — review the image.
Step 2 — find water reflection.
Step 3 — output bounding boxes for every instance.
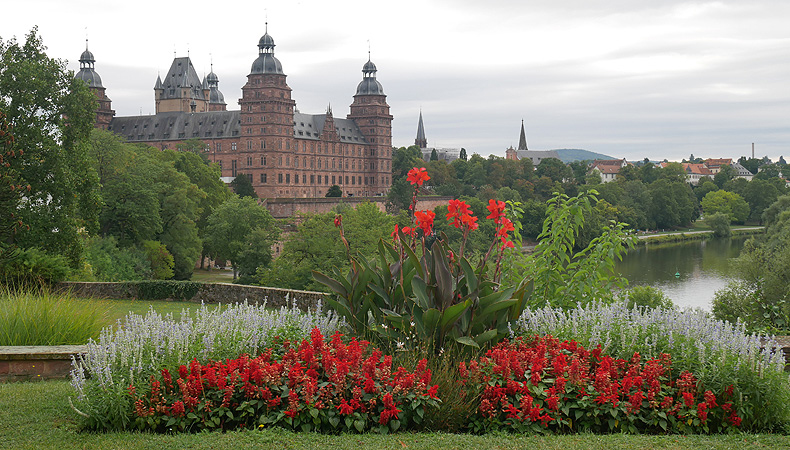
[615,237,748,311]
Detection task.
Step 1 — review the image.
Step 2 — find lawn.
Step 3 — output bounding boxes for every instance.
[190,269,236,284]
[0,381,788,450]
[97,298,220,324]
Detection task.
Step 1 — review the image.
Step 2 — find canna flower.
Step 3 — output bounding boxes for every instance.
[486,199,506,223]
[334,214,342,228]
[414,210,435,236]
[446,199,475,229]
[407,167,430,186]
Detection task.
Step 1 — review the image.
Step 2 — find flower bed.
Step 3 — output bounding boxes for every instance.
[515,302,790,431]
[460,336,741,434]
[70,301,343,430]
[126,329,439,433]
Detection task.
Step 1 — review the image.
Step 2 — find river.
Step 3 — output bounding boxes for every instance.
[615,237,749,311]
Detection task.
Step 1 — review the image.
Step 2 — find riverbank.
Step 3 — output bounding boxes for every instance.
[635,226,763,245]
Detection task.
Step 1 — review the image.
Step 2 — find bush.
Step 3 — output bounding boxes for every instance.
[141,240,174,280]
[0,247,71,286]
[705,213,732,238]
[124,280,203,300]
[622,286,674,310]
[460,336,742,434]
[712,281,763,330]
[125,329,439,433]
[515,302,790,431]
[0,287,108,345]
[71,301,343,430]
[82,237,151,282]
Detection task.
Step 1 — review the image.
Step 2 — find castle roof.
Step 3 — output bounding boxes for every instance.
[355,57,384,96]
[159,57,207,101]
[75,40,104,88]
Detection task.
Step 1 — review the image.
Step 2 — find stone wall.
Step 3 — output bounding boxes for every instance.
[56,281,326,312]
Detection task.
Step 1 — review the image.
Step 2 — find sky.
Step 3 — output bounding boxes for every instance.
[4,0,790,162]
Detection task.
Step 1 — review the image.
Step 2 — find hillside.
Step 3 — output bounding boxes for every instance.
[553,149,614,163]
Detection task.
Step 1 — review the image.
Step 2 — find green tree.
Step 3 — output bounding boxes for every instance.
[230,173,257,198]
[694,180,718,202]
[258,202,396,291]
[326,184,342,197]
[705,212,732,237]
[742,178,780,224]
[459,148,467,161]
[392,145,423,178]
[648,179,697,229]
[713,164,736,188]
[0,110,23,265]
[738,157,762,175]
[658,162,687,183]
[141,240,174,280]
[429,148,438,161]
[536,158,572,183]
[205,196,279,279]
[638,162,659,184]
[1,28,100,265]
[701,190,749,224]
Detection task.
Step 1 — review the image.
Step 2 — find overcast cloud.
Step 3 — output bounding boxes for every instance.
[4,0,789,161]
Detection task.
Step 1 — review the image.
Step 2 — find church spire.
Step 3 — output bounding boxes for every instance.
[415,110,427,148]
[518,119,528,151]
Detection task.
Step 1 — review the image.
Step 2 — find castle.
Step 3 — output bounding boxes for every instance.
[75,26,393,199]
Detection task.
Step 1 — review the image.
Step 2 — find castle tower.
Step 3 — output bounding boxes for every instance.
[415,110,427,148]
[239,23,296,196]
[75,40,114,129]
[205,64,226,111]
[347,55,393,195]
[155,56,210,113]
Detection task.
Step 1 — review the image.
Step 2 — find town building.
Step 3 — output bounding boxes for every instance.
[74,27,393,199]
[504,120,559,165]
[588,158,629,183]
[681,163,714,185]
[703,158,733,174]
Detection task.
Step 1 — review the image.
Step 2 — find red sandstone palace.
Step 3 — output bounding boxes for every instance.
[75,26,393,199]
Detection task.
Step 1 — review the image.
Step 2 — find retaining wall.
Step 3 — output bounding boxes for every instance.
[55,281,326,312]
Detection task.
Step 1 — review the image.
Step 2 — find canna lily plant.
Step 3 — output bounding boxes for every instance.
[314,167,533,354]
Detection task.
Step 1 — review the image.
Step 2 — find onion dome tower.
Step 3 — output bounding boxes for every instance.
[347,53,393,195]
[205,64,226,111]
[75,40,114,129]
[239,23,296,196]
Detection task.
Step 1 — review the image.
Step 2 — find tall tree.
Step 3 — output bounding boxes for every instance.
[205,196,279,280]
[230,173,257,198]
[1,28,100,264]
[536,158,572,183]
[0,111,23,264]
[429,148,438,161]
[459,148,467,161]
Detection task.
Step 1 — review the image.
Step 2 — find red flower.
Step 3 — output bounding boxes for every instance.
[446,199,476,229]
[486,199,506,223]
[407,167,430,186]
[427,385,439,399]
[337,399,355,415]
[414,210,435,236]
[334,214,342,228]
[170,400,185,417]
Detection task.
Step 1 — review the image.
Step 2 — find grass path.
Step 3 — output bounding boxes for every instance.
[1,380,790,450]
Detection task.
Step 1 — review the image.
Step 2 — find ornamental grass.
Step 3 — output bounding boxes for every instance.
[0,287,108,346]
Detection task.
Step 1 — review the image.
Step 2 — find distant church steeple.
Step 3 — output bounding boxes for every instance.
[518,119,528,151]
[415,110,427,148]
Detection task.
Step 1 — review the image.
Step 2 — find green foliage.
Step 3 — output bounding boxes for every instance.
[0,110,22,266]
[535,158,572,183]
[258,203,396,291]
[82,236,151,282]
[713,195,790,332]
[124,280,203,301]
[704,213,732,238]
[1,28,100,265]
[0,287,108,345]
[141,240,174,280]
[430,148,439,161]
[229,173,257,198]
[648,179,698,229]
[701,190,749,224]
[512,191,636,309]
[622,285,674,310]
[205,195,279,279]
[0,247,71,286]
[325,184,342,197]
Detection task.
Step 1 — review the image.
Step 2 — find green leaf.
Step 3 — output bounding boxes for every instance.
[329,416,340,428]
[412,276,430,310]
[390,419,401,431]
[455,336,480,348]
[312,270,348,297]
[460,258,478,293]
[354,419,365,433]
[473,329,499,345]
[423,308,441,334]
[440,300,471,329]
